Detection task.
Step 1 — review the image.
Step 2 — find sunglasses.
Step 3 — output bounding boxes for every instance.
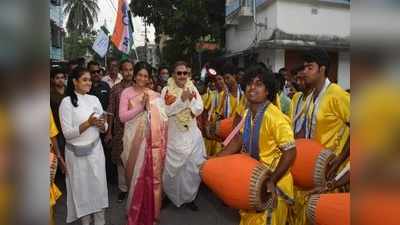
[91,70,101,74]
[176,71,188,76]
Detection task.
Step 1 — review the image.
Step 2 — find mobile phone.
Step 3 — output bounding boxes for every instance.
[102,111,114,117]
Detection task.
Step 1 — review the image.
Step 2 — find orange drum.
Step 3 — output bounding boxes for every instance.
[307,193,350,225]
[291,139,334,189]
[215,117,234,140]
[200,154,272,211]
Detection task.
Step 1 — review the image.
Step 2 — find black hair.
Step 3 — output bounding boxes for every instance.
[119,59,134,70]
[278,67,288,74]
[172,61,188,72]
[221,62,238,76]
[68,58,80,67]
[134,61,153,78]
[302,47,330,76]
[275,72,285,92]
[50,67,65,79]
[290,64,304,76]
[66,67,90,107]
[107,57,118,66]
[87,60,99,69]
[257,62,268,70]
[243,64,278,103]
[158,65,169,74]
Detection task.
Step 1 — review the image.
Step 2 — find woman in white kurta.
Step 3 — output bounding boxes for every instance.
[161,61,206,210]
[59,67,109,225]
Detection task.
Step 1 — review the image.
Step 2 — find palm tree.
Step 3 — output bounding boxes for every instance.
[64,0,100,34]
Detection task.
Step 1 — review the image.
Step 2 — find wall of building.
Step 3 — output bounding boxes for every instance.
[225,0,350,54]
[256,48,285,72]
[276,0,350,37]
[225,1,278,53]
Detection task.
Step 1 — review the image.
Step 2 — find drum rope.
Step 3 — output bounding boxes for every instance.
[314,149,334,187]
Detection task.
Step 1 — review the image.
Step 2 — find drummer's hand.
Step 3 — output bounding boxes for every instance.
[326,156,341,180]
[266,180,277,209]
[308,184,330,196]
[205,155,216,160]
[58,156,68,176]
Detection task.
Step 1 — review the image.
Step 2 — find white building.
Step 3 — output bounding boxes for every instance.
[146,44,160,68]
[136,44,159,68]
[225,0,350,90]
[50,0,64,61]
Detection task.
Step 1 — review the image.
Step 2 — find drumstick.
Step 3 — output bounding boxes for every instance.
[222,117,245,147]
[334,162,350,182]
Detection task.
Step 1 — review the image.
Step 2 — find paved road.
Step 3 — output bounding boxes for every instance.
[54,181,240,225]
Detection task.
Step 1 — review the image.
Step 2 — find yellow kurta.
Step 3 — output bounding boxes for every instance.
[236,96,247,119]
[203,90,227,155]
[308,83,350,155]
[216,90,246,119]
[289,92,303,121]
[240,104,295,225]
[49,112,59,138]
[288,83,350,225]
[49,111,61,225]
[288,93,309,225]
[213,91,247,155]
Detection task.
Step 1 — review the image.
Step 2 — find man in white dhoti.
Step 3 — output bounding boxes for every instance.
[161,61,206,211]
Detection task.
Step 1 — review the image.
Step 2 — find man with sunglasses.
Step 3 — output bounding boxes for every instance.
[88,61,111,110]
[162,61,206,211]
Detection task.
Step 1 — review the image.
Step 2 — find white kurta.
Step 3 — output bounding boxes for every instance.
[59,93,109,223]
[161,87,206,207]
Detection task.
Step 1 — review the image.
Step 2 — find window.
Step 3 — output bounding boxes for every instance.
[50,0,61,6]
[50,22,62,48]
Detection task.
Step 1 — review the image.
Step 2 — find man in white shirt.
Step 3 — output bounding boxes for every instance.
[102,58,123,88]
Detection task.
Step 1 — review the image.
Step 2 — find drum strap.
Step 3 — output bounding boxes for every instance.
[277,187,295,205]
[243,101,270,160]
[265,188,295,225]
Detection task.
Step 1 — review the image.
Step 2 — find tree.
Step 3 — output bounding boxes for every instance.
[130,0,225,71]
[64,31,97,60]
[64,0,100,34]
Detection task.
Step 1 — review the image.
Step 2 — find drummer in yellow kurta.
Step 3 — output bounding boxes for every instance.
[217,65,296,225]
[288,66,312,139]
[287,67,313,225]
[302,48,350,156]
[49,110,62,225]
[202,81,221,155]
[287,48,350,225]
[211,65,247,155]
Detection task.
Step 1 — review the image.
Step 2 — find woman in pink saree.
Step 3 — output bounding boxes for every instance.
[119,62,168,225]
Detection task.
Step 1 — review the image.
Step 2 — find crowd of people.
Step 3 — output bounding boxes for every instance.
[49,47,350,225]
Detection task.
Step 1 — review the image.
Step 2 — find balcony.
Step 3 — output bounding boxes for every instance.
[50,3,63,27]
[226,0,268,17]
[319,0,350,5]
[226,0,240,16]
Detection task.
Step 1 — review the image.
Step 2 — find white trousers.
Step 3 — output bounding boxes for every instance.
[117,163,128,192]
[80,210,105,225]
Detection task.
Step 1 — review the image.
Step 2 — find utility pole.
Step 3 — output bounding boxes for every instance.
[144,20,148,62]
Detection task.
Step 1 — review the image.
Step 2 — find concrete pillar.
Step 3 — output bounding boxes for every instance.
[337,51,350,90]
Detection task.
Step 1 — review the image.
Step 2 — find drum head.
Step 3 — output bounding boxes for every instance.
[249,164,273,211]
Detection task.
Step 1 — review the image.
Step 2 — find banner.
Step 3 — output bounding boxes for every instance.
[92,29,109,58]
